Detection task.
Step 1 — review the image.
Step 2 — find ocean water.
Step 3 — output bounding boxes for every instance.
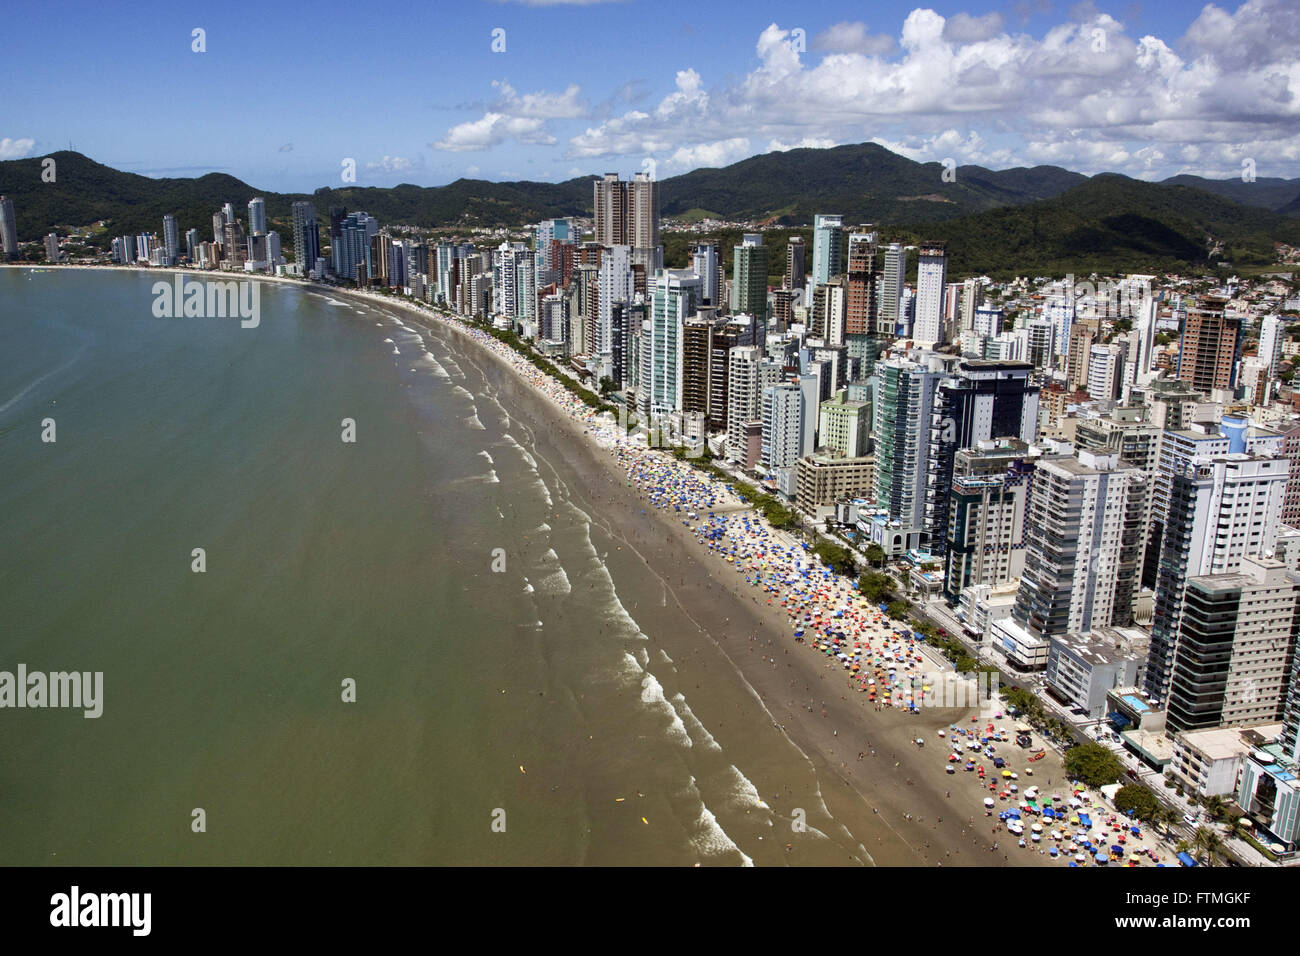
[0,269,874,865]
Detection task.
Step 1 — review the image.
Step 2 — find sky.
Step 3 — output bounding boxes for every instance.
[2,0,1298,192]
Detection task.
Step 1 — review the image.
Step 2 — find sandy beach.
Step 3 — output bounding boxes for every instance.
[15,262,1054,865]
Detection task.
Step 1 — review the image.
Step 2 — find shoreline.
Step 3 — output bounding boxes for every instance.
[13,262,1051,866]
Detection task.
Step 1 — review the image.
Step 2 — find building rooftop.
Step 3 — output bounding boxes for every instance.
[1050,628,1149,667]
[1176,725,1284,761]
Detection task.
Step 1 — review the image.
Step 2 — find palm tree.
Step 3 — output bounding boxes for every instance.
[1197,829,1226,866]
[1202,795,1229,822]
[1164,806,1185,837]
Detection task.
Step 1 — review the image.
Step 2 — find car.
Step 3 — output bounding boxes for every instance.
[1126,769,1138,780]
[1183,813,1197,826]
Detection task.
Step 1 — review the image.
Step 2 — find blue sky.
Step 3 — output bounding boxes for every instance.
[2,0,1297,191]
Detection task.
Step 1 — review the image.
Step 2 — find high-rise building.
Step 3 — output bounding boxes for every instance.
[593,172,658,248]
[728,346,780,465]
[1177,294,1241,394]
[247,197,266,236]
[810,215,843,292]
[161,215,179,266]
[223,219,246,269]
[785,236,806,291]
[598,245,634,381]
[43,233,60,263]
[873,356,946,530]
[1259,314,1285,377]
[1144,436,1289,706]
[925,360,1040,555]
[0,195,18,258]
[333,211,378,283]
[291,201,322,277]
[1011,449,1146,638]
[1167,555,1300,732]
[1086,343,1125,402]
[1236,591,1300,849]
[184,228,200,262]
[943,438,1037,604]
[762,383,805,470]
[692,243,720,307]
[707,316,762,432]
[647,270,701,417]
[913,242,948,348]
[818,389,870,458]
[844,230,878,337]
[535,218,575,274]
[877,243,906,335]
[731,234,768,320]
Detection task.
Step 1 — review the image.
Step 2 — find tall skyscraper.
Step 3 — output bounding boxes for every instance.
[811,215,842,292]
[247,197,266,236]
[761,383,805,470]
[223,220,246,269]
[162,214,179,266]
[785,236,806,290]
[1177,294,1241,394]
[728,345,780,465]
[184,228,200,263]
[647,269,701,416]
[598,245,634,379]
[877,243,906,334]
[1259,314,1285,377]
[0,195,17,259]
[913,242,948,348]
[593,172,658,248]
[692,243,720,307]
[1011,449,1146,638]
[730,234,768,319]
[291,201,322,276]
[873,356,946,530]
[844,230,878,336]
[943,439,1037,604]
[1144,435,1289,706]
[1167,556,1300,732]
[925,360,1040,555]
[333,211,378,282]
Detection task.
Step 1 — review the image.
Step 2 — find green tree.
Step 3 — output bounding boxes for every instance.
[1004,686,1037,715]
[598,376,616,397]
[858,572,896,604]
[1201,795,1230,822]
[865,543,886,568]
[886,600,911,620]
[1114,785,1160,821]
[1063,742,1125,789]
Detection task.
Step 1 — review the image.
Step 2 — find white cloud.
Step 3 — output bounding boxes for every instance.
[664,138,752,170]
[0,137,36,160]
[491,81,585,119]
[434,113,555,152]
[435,80,585,153]
[562,3,1300,179]
[813,21,895,56]
[942,12,1005,43]
[766,137,838,152]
